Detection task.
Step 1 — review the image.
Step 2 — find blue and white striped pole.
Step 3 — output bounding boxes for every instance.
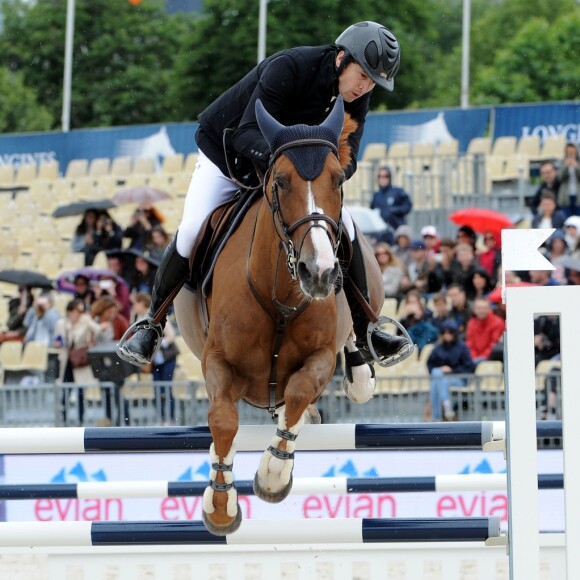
[0,517,501,547]
[0,421,562,454]
[0,474,563,501]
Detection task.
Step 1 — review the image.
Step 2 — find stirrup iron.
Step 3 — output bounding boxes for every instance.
[116,317,164,366]
[366,315,415,368]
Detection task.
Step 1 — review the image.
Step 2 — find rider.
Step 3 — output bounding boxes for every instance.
[118,21,412,367]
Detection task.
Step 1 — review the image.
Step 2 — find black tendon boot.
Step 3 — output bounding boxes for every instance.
[345,237,412,365]
[117,237,190,367]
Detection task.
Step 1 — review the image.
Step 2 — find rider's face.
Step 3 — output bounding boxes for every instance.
[336,51,375,103]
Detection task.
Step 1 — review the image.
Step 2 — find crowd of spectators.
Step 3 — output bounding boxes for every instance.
[368,151,580,421]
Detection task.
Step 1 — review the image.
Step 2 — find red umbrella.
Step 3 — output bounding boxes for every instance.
[449,208,514,237]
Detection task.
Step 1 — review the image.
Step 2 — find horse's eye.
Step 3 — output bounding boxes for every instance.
[336,174,345,189]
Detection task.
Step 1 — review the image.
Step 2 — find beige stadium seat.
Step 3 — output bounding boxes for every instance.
[13,254,38,270]
[436,139,459,157]
[53,293,71,317]
[91,251,109,270]
[516,135,541,158]
[538,134,566,162]
[0,298,8,328]
[19,341,49,373]
[38,159,60,180]
[110,156,133,178]
[418,342,435,366]
[39,253,62,279]
[380,298,399,320]
[183,152,199,175]
[88,158,111,178]
[362,142,388,162]
[172,172,192,197]
[466,137,491,156]
[132,157,156,174]
[161,153,184,174]
[387,142,411,159]
[60,252,86,270]
[473,360,504,392]
[0,341,23,372]
[13,163,37,187]
[491,136,516,157]
[123,372,155,401]
[0,164,15,187]
[176,351,204,383]
[65,159,89,180]
[412,142,435,157]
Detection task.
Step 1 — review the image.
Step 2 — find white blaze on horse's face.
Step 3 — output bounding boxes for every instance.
[306,180,336,274]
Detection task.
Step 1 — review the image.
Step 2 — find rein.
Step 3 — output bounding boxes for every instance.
[245,137,344,420]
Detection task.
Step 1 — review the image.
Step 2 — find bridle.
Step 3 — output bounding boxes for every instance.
[263,138,344,280]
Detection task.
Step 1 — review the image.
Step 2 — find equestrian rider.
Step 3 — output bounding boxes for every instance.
[118,21,413,367]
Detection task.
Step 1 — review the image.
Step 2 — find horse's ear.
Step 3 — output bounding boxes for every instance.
[255,99,285,149]
[321,95,345,142]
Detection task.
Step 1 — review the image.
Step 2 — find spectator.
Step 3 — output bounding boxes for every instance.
[405,240,442,296]
[0,286,34,343]
[23,293,61,345]
[529,269,559,287]
[450,242,480,291]
[545,231,569,285]
[433,238,459,290]
[53,299,97,425]
[91,276,131,321]
[421,225,440,258]
[71,209,100,266]
[149,226,171,262]
[446,283,472,340]
[391,225,414,271]
[133,292,179,424]
[73,274,95,310]
[427,320,475,421]
[398,290,438,352]
[465,297,505,365]
[126,251,159,295]
[465,268,494,301]
[564,216,580,253]
[373,242,404,299]
[558,142,580,217]
[430,292,453,333]
[534,315,560,366]
[476,231,501,285]
[91,296,130,345]
[123,207,163,251]
[530,161,560,215]
[93,211,124,256]
[370,166,412,243]
[456,225,477,251]
[531,190,566,230]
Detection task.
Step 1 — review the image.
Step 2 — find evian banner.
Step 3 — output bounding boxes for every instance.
[1,449,563,532]
[493,101,580,144]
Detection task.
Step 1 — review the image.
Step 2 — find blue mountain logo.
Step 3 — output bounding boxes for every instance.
[51,462,108,483]
[459,459,506,474]
[176,462,211,481]
[322,460,379,478]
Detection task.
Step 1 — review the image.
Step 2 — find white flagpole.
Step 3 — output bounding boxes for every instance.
[460,0,471,108]
[62,0,75,132]
[258,0,267,63]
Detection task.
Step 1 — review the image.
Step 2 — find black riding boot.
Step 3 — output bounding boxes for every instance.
[117,237,190,367]
[345,237,412,364]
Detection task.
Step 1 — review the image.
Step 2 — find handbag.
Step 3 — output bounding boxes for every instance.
[69,346,90,369]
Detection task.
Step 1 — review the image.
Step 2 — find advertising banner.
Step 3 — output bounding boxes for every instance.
[1,449,563,531]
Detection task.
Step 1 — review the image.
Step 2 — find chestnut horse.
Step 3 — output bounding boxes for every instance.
[174,97,385,535]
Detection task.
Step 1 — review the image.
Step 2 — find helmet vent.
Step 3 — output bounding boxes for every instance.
[364,41,379,69]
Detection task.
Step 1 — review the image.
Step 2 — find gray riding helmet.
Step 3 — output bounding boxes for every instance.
[335,21,400,91]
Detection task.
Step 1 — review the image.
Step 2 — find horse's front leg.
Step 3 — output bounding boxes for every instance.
[253,348,334,503]
[202,354,243,536]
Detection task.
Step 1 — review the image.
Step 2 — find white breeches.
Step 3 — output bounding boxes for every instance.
[175,148,356,258]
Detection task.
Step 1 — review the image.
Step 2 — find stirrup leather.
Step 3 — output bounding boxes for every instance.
[363,315,415,368]
[116,317,164,365]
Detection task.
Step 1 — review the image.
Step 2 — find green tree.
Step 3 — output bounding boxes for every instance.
[172,0,439,119]
[0,67,53,132]
[0,0,193,129]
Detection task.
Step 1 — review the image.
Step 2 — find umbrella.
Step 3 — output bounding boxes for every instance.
[113,186,172,206]
[52,199,116,218]
[0,269,53,288]
[346,205,392,237]
[555,255,580,272]
[56,267,129,293]
[449,208,514,237]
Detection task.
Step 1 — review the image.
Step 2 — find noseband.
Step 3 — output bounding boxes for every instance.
[263,138,344,279]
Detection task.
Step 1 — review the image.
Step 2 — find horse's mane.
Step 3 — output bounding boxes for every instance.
[338,113,358,170]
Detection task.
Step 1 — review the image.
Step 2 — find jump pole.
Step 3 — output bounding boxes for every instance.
[0,473,563,501]
[0,421,561,454]
[0,517,501,547]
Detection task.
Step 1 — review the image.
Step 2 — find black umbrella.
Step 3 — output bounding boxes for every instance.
[52,199,116,218]
[0,269,53,288]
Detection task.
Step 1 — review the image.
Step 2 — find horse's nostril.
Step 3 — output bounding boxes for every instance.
[297,261,311,282]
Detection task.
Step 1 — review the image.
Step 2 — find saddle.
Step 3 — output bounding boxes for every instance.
[186,188,262,298]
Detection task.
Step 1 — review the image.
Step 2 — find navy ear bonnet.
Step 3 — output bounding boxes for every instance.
[270,124,337,181]
[255,97,345,182]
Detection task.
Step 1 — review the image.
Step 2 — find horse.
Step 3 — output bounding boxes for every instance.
[174,97,386,535]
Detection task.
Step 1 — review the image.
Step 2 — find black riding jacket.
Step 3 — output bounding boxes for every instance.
[196,45,370,180]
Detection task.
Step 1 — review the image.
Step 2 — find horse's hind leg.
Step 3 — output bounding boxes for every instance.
[202,356,242,536]
[253,350,334,503]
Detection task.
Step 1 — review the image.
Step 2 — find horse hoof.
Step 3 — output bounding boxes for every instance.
[253,472,293,503]
[202,503,243,536]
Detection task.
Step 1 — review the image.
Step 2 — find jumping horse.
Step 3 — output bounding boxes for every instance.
[174,97,402,535]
